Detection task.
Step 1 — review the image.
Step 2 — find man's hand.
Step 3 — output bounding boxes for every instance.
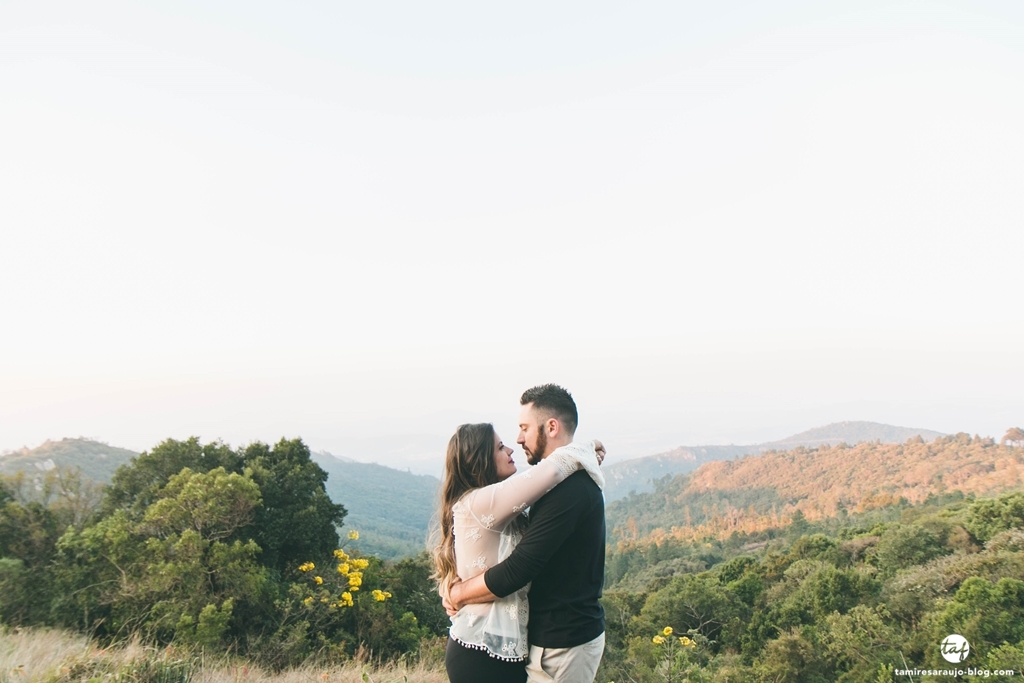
[594,439,606,465]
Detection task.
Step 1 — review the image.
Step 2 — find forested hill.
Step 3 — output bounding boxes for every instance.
[604,420,944,501]
[310,452,439,559]
[0,438,136,482]
[1,438,438,560]
[608,432,1024,546]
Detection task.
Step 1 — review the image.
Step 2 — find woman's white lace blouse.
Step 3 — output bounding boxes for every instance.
[448,441,604,661]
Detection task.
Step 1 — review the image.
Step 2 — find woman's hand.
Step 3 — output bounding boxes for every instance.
[443,577,463,616]
[594,439,606,465]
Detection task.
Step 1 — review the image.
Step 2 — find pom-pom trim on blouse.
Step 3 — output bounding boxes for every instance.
[450,635,528,662]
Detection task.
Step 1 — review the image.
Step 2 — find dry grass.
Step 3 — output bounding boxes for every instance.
[1,628,94,683]
[0,628,447,683]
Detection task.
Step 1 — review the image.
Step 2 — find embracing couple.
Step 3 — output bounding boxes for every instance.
[432,384,607,683]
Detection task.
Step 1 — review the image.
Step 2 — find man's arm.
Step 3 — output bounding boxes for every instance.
[483,474,591,599]
[445,474,596,613]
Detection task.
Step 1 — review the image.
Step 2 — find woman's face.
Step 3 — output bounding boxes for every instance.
[493,432,517,481]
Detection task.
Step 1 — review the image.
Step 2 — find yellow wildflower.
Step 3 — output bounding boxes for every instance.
[302,596,314,606]
[371,589,392,602]
[340,592,354,606]
[320,597,328,603]
[680,636,694,647]
[337,563,350,575]
[352,558,369,570]
[348,530,359,540]
[333,549,349,561]
[298,562,315,572]
[662,626,673,636]
[314,576,323,585]
[652,636,665,645]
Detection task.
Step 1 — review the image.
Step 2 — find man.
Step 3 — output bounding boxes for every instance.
[447,383,606,683]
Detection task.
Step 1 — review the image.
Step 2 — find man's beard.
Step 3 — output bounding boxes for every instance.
[526,429,547,466]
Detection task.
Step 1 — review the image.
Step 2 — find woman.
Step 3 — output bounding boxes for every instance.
[432,423,604,683]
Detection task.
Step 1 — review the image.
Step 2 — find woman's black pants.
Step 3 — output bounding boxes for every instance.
[445,637,527,683]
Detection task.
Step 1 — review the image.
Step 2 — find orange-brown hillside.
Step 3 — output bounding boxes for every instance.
[608,433,1024,544]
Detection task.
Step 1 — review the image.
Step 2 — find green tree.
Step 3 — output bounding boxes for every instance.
[873,524,946,575]
[0,489,62,625]
[54,468,270,643]
[240,438,346,572]
[784,565,880,624]
[102,437,242,518]
[142,467,261,541]
[640,574,746,649]
[788,534,844,566]
[788,510,810,536]
[966,492,1024,542]
[382,554,451,637]
[929,576,1024,666]
[755,631,827,683]
[818,605,901,682]
[986,642,1024,682]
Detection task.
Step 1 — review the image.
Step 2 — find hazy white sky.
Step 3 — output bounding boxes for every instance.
[2,1,1022,466]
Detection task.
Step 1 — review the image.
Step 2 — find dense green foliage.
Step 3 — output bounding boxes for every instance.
[3,437,441,562]
[598,491,1024,682]
[0,438,448,668]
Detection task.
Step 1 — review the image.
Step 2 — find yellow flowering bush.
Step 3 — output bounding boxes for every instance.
[295,530,391,611]
[279,528,443,664]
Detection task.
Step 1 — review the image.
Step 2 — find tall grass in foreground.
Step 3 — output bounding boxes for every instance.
[0,628,447,683]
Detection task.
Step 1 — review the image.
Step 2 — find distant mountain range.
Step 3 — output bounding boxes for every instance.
[1,437,439,560]
[607,431,1024,547]
[604,421,945,501]
[0,421,955,560]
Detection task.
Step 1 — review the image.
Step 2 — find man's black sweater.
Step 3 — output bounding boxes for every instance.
[484,469,605,648]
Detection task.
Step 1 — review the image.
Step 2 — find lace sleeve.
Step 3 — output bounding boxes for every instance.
[465,449,582,530]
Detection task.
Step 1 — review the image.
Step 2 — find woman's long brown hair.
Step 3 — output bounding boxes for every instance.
[431,423,503,600]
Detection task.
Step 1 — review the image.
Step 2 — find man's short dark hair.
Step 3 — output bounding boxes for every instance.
[521,384,578,435]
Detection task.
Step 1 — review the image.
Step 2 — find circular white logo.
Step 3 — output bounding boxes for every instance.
[940,634,970,663]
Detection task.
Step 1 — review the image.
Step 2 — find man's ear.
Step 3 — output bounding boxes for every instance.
[546,418,560,438]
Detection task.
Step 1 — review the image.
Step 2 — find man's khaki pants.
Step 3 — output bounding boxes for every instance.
[525,632,605,683]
